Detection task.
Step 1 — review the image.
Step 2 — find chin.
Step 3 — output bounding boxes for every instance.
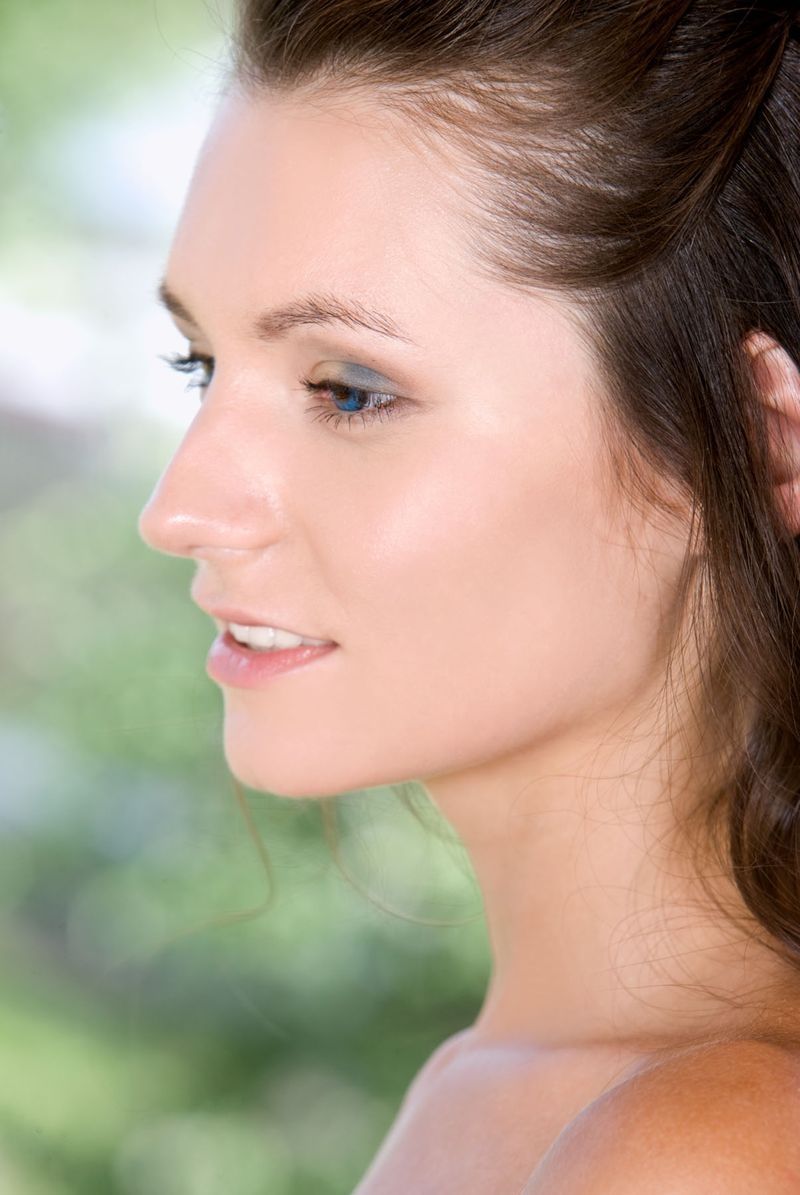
[221,715,424,800]
[223,752,342,799]
[221,744,377,802]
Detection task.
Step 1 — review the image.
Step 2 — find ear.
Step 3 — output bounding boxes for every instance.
[743,330,800,537]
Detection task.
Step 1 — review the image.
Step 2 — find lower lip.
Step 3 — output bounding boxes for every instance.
[206,630,338,688]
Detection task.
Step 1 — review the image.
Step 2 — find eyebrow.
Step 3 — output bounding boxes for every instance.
[157,280,417,346]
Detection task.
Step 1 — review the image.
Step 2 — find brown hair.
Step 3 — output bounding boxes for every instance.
[224,2,800,974]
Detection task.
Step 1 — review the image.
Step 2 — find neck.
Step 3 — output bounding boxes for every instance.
[421,683,795,1057]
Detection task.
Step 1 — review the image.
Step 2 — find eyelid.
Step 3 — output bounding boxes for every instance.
[167,313,419,387]
[316,362,402,392]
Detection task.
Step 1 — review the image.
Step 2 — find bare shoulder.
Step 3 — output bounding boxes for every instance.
[524,1038,800,1194]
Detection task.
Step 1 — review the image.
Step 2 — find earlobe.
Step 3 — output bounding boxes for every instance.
[743,330,800,537]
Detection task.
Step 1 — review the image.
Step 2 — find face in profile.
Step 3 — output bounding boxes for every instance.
[138,84,692,800]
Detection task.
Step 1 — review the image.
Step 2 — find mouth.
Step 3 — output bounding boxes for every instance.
[212,617,336,650]
[206,627,338,688]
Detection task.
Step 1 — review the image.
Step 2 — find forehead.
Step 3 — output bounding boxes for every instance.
[165,85,595,393]
[167,86,473,318]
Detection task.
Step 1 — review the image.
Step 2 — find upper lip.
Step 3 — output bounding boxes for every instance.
[194,602,336,644]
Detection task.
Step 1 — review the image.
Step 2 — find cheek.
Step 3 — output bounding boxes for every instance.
[218,416,681,801]
[314,425,668,781]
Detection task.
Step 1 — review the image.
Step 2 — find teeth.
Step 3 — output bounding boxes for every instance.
[228,621,330,651]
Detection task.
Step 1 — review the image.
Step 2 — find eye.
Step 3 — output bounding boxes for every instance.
[161,350,214,392]
[159,351,412,430]
[300,377,410,430]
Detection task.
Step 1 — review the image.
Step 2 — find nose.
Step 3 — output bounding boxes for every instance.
[137,405,285,559]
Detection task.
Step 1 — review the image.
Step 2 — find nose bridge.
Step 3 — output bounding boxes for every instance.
[137,402,284,558]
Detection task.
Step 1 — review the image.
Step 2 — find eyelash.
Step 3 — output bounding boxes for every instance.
[161,351,408,430]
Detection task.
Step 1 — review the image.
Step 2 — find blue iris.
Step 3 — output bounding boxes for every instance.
[336,387,369,412]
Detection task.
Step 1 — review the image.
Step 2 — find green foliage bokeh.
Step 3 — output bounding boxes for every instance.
[0,3,490,1190]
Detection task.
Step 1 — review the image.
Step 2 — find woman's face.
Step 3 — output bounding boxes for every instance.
[139,85,690,799]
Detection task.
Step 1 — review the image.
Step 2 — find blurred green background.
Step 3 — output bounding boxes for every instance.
[0,2,490,1191]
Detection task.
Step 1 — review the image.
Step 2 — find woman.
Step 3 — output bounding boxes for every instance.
[138,1,800,1190]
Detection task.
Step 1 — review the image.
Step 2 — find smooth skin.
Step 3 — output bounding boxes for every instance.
[138,83,800,1191]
